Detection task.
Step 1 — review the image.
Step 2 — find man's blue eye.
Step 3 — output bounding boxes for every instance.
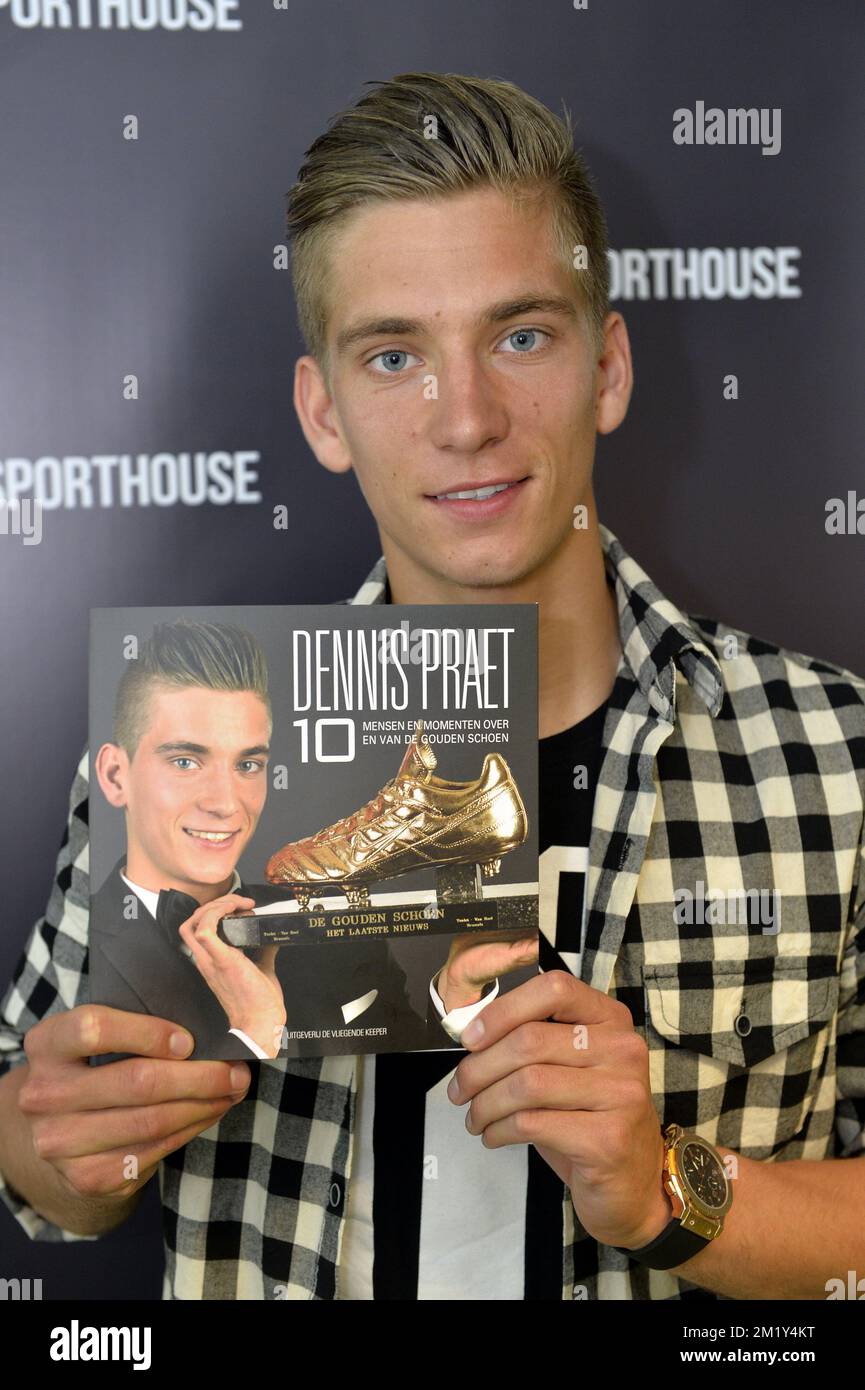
[374,350,410,372]
[505,329,543,352]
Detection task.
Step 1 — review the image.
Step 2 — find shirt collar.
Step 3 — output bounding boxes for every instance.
[120,868,242,920]
[346,525,724,723]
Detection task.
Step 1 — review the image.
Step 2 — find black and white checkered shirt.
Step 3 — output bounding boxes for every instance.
[2,525,864,1299]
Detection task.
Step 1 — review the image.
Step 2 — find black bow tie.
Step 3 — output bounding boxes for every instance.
[155,888,202,950]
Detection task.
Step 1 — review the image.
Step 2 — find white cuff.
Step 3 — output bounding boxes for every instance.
[228,1028,270,1060]
[429,974,500,1044]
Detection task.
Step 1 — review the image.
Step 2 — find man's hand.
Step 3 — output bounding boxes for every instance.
[436,932,539,1011]
[16,1005,251,1214]
[446,970,671,1250]
[178,894,286,1057]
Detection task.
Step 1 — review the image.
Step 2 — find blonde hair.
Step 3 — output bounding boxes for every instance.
[285,71,610,385]
[113,620,271,759]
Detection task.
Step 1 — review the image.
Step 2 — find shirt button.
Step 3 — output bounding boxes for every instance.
[734,1012,752,1037]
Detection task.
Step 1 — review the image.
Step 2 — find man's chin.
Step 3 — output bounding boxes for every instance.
[421,551,539,593]
[176,843,249,891]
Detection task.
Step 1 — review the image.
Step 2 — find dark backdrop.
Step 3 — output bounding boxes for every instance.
[1,0,862,1299]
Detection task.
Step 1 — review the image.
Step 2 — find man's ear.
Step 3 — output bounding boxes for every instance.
[593,312,634,436]
[95,742,130,809]
[293,354,353,475]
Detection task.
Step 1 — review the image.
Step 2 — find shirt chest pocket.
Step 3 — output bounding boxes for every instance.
[642,957,840,1157]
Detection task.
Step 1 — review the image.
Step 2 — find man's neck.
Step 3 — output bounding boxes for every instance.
[381,504,622,739]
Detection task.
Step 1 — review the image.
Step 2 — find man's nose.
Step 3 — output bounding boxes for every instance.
[427,354,510,455]
[195,765,240,817]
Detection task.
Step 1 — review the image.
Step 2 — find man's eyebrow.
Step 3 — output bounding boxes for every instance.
[334,294,580,357]
[153,742,270,757]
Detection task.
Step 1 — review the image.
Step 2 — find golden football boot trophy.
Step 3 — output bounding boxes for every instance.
[264,720,528,910]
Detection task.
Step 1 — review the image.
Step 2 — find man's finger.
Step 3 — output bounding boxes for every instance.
[59,1113,241,1198]
[185,895,255,932]
[184,923,240,972]
[459,970,632,1051]
[463,1062,614,1136]
[475,1108,595,1163]
[468,937,539,982]
[19,1055,251,1114]
[33,1096,239,1160]
[503,937,540,964]
[24,1006,196,1064]
[450,1016,642,1102]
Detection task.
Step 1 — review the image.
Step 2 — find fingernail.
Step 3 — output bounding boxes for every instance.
[230,1065,250,1092]
[169,1030,193,1056]
[462,1018,484,1046]
[447,1074,460,1102]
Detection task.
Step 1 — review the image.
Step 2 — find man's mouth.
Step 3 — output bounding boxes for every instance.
[431,478,526,501]
[183,828,240,845]
[425,476,530,517]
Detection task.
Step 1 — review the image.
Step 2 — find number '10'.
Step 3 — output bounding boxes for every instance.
[292,718,355,762]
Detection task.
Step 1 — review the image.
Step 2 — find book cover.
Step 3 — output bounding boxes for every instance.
[89,604,538,1060]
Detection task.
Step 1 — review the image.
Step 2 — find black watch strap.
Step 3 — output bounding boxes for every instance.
[614,1216,709,1270]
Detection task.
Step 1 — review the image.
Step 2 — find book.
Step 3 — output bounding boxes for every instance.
[88,603,538,1060]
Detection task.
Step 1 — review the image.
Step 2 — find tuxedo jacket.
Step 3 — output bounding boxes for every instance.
[89,860,448,1060]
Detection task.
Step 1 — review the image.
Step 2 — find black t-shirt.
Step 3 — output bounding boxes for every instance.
[537,696,608,976]
[366,699,608,1299]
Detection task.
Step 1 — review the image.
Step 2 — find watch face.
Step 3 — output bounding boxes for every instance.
[681,1141,727,1209]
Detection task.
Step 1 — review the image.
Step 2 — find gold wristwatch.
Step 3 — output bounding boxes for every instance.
[614,1123,733,1270]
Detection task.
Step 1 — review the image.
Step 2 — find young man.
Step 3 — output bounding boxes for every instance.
[1,72,863,1301]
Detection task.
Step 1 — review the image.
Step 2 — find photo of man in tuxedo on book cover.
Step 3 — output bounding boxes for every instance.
[89,618,533,1061]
